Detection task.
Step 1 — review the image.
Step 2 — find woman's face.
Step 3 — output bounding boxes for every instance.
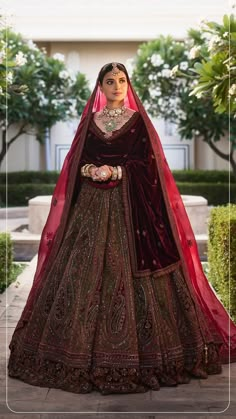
[100,70,128,107]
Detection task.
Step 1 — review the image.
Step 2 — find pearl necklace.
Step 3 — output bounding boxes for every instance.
[102,105,127,118]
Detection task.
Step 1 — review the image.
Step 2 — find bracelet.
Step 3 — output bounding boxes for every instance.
[85,164,95,177]
[81,164,95,177]
[111,166,118,180]
[117,166,122,180]
[81,164,90,177]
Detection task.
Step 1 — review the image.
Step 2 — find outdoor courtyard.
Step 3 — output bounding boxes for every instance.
[1,1,236,417]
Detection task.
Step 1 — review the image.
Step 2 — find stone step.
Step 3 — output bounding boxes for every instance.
[29,195,210,235]
[0,217,28,233]
[0,206,28,219]
[10,231,41,261]
[195,233,208,261]
[10,230,208,262]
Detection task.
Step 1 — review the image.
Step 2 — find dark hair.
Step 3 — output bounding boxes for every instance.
[98,62,129,84]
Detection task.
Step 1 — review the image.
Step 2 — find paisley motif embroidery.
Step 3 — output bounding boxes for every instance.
[8,181,222,394]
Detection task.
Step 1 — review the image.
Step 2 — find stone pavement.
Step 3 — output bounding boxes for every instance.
[0,257,236,419]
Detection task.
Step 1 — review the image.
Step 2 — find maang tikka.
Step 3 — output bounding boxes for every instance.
[111,62,120,76]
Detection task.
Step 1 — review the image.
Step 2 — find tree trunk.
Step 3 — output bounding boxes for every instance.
[0,129,7,167]
[229,153,236,180]
[0,125,26,168]
[206,138,236,179]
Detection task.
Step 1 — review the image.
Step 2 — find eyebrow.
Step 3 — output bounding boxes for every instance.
[105,77,126,81]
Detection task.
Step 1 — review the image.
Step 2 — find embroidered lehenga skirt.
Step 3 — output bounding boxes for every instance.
[8,180,222,394]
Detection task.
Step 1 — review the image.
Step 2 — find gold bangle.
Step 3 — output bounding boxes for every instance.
[117,166,122,180]
[111,166,118,180]
[85,164,95,177]
[81,164,89,177]
[88,164,96,177]
[81,164,95,177]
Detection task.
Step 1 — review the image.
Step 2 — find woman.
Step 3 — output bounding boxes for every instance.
[8,62,236,395]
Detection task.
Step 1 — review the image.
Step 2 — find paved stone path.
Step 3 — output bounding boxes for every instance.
[0,257,236,419]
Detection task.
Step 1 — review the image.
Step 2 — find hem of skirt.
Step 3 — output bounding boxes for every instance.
[8,364,222,395]
[8,345,222,395]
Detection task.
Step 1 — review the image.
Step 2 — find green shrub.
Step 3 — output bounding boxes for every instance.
[0,170,235,207]
[176,182,235,206]
[172,170,235,184]
[0,184,56,206]
[1,182,234,207]
[208,204,236,322]
[0,171,59,184]
[0,232,13,293]
[0,169,234,185]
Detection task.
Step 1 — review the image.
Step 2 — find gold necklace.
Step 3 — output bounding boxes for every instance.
[102,105,126,118]
[100,106,127,133]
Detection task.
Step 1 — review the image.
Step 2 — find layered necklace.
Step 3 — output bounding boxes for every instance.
[98,105,128,134]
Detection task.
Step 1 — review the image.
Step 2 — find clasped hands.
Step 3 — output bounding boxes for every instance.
[81,164,122,182]
[90,165,113,182]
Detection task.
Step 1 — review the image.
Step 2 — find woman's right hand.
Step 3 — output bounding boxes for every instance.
[89,165,113,182]
[89,165,99,181]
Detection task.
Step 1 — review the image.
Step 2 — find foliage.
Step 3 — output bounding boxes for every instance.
[0,168,235,206]
[0,232,12,292]
[131,36,188,122]
[0,183,56,206]
[0,262,25,294]
[176,182,235,205]
[172,169,234,183]
[208,204,236,322]
[0,232,25,293]
[190,14,236,116]
[0,17,28,97]
[0,27,91,166]
[0,170,60,184]
[0,169,233,184]
[131,28,236,176]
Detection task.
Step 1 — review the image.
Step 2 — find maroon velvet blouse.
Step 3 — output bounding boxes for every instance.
[79,112,180,277]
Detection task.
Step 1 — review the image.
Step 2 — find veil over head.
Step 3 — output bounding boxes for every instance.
[18,63,236,363]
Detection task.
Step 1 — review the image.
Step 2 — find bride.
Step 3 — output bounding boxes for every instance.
[8,62,236,395]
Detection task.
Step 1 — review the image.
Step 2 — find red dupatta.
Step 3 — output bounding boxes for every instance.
[17,64,236,363]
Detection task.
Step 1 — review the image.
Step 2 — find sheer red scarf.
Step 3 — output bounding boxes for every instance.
[18,68,236,363]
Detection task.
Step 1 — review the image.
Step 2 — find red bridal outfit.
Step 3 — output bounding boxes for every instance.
[8,68,236,395]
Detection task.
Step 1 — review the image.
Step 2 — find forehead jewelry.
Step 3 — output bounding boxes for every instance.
[111,62,120,76]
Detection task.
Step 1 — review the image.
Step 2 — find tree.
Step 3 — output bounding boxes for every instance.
[0,28,91,168]
[131,30,236,176]
[190,14,236,116]
[0,18,28,98]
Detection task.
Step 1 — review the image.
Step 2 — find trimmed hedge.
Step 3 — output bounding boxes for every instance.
[208,204,236,322]
[0,171,60,184]
[172,170,235,183]
[0,184,56,206]
[0,182,234,207]
[176,182,236,206]
[0,170,235,206]
[0,232,13,293]
[0,169,234,185]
